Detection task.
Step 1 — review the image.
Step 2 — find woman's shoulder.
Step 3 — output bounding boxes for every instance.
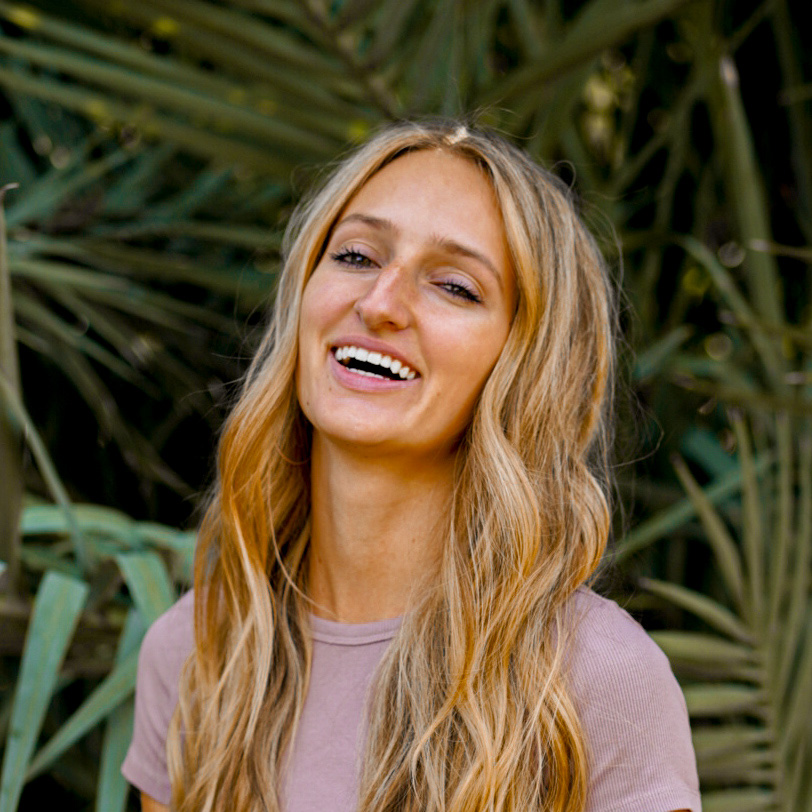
[562,587,693,746]
[136,590,195,692]
[563,587,702,812]
[564,586,670,669]
[123,591,195,802]
[144,589,194,645]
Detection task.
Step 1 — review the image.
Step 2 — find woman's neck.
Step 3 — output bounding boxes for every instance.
[307,434,454,623]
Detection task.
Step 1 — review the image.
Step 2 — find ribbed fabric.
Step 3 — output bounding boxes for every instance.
[122,588,701,811]
[564,590,702,811]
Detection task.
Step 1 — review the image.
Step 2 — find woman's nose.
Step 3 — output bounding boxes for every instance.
[354,265,413,330]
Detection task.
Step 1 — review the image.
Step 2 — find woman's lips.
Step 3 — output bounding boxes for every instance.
[329,351,418,391]
[329,336,419,377]
[332,344,417,380]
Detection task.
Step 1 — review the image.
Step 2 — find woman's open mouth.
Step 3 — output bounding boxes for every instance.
[332,345,417,381]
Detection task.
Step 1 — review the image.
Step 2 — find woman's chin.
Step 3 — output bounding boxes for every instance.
[311,421,452,464]
[315,425,410,454]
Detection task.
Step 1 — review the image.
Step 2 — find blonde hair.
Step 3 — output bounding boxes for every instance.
[169,119,616,812]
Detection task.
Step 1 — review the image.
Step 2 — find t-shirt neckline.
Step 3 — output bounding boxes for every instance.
[308,612,403,646]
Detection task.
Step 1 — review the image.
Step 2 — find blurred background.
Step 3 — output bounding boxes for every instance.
[0,0,810,809]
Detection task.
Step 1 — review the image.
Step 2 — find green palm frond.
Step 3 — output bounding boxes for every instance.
[639,412,812,810]
[0,127,279,488]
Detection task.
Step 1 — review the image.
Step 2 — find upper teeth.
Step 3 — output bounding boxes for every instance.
[335,345,416,380]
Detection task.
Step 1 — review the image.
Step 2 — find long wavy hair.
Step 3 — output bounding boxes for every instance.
[168,119,617,812]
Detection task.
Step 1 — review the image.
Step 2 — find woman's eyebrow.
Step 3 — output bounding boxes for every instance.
[334,212,392,232]
[334,213,502,287]
[430,236,502,288]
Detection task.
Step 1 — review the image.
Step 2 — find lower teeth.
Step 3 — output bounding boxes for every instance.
[338,358,399,380]
[346,366,394,380]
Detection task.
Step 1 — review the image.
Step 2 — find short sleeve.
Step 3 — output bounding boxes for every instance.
[567,589,702,812]
[121,591,195,805]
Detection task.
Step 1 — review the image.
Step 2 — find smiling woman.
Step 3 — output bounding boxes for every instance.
[297,150,513,466]
[121,120,701,812]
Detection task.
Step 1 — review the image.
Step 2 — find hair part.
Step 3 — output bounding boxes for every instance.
[170,118,617,812]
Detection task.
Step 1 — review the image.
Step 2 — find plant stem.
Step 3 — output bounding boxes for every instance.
[0,183,21,595]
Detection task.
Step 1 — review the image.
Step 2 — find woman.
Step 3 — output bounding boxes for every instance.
[122,120,701,812]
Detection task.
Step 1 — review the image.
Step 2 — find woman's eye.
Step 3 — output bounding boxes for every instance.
[440,281,481,303]
[330,249,375,269]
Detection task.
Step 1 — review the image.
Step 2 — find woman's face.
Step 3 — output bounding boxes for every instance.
[297,148,515,462]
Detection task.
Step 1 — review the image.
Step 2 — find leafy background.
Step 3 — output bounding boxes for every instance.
[0,0,810,809]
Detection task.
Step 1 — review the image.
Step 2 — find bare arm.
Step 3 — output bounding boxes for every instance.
[141,793,169,812]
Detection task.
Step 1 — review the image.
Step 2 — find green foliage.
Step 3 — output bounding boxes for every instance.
[0,497,192,808]
[0,0,809,808]
[0,572,87,812]
[641,413,812,810]
[0,183,21,591]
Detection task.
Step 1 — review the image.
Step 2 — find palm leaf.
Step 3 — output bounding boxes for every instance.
[25,649,139,780]
[0,368,86,568]
[115,551,176,626]
[0,572,88,812]
[0,182,22,588]
[640,414,812,807]
[94,608,146,812]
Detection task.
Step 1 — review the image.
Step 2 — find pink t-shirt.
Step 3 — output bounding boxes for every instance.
[122,588,701,812]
